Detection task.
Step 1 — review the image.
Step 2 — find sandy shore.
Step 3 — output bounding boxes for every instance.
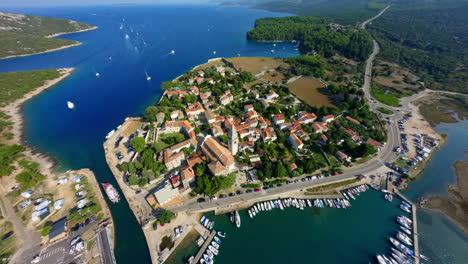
[0,26,98,60]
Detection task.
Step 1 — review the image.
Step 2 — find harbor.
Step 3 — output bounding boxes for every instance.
[395,190,420,264]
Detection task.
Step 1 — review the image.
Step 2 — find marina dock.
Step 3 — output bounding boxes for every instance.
[192,230,216,264]
[395,191,420,264]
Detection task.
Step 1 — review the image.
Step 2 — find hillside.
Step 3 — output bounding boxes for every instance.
[368,1,468,93]
[252,0,385,25]
[0,11,95,59]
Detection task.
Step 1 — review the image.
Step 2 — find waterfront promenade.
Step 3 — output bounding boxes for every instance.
[395,190,420,264]
[171,174,364,213]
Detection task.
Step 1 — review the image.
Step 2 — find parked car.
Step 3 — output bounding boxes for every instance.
[254,188,260,192]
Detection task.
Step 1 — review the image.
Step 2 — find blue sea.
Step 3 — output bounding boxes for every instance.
[0,4,467,264]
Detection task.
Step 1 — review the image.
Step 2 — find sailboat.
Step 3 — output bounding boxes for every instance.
[145,71,151,81]
[125,34,129,39]
[212,51,217,55]
[67,101,75,110]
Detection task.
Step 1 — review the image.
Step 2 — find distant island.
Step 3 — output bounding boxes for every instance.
[0,11,96,59]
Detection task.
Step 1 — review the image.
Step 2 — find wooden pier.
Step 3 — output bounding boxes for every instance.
[192,230,216,264]
[395,191,420,264]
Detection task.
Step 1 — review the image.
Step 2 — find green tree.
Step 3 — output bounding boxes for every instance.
[128,175,139,186]
[145,106,159,122]
[41,225,53,236]
[276,162,287,178]
[158,209,175,224]
[131,137,146,153]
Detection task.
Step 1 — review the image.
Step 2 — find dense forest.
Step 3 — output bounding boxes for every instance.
[368,2,468,93]
[252,0,385,25]
[247,17,374,61]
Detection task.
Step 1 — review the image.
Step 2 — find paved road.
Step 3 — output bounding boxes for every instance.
[170,6,402,214]
[360,5,390,29]
[97,228,115,264]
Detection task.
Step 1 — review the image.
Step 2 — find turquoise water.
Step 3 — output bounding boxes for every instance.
[0,3,467,264]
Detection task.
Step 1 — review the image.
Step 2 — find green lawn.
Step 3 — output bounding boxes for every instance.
[371,85,400,107]
[153,132,186,152]
[377,107,394,115]
[0,221,16,262]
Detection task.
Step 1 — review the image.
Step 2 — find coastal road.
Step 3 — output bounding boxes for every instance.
[97,228,116,264]
[171,5,402,215]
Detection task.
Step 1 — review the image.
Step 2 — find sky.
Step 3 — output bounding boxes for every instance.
[0,0,212,7]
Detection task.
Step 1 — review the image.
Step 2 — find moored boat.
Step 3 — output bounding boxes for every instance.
[101,183,120,203]
[235,211,241,228]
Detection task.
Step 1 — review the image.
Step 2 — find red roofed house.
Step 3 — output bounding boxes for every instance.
[322,114,335,123]
[219,91,234,105]
[337,151,351,162]
[185,102,204,117]
[346,116,360,125]
[170,173,181,188]
[262,127,277,143]
[312,122,329,133]
[244,104,254,112]
[170,110,184,120]
[299,112,317,124]
[190,86,199,95]
[288,134,304,150]
[163,120,195,138]
[320,134,328,144]
[181,166,196,185]
[163,139,194,170]
[366,138,382,150]
[266,90,279,101]
[341,127,360,142]
[272,114,285,125]
[199,92,211,103]
[166,90,188,98]
[197,70,205,77]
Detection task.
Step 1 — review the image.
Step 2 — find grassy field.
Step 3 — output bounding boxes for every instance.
[0,221,16,262]
[287,76,333,107]
[377,107,394,115]
[226,57,288,75]
[0,11,94,59]
[374,61,422,98]
[367,1,387,9]
[371,83,400,107]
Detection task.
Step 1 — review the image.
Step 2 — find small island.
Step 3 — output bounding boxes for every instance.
[0,11,96,59]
